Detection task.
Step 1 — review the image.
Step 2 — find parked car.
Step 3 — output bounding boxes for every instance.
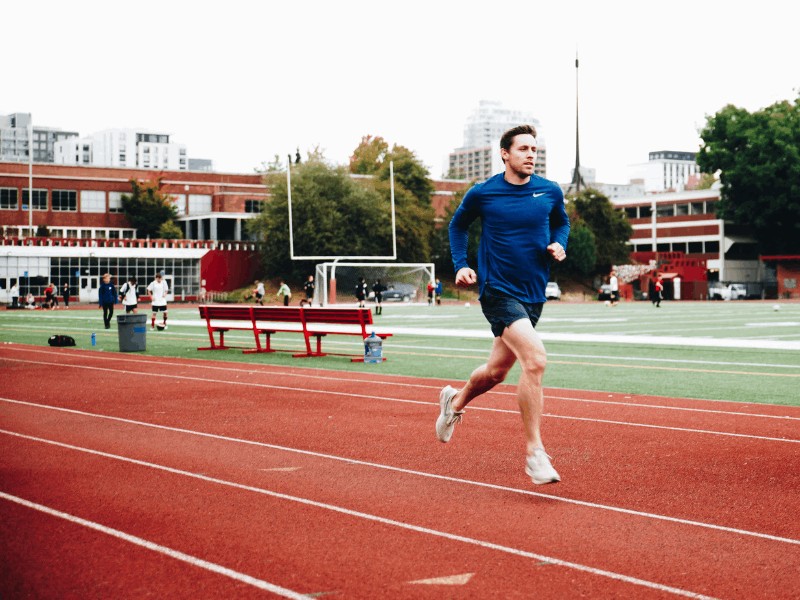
[545,281,562,300]
[709,283,748,301]
[597,284,613,301]
[381,283,417,302]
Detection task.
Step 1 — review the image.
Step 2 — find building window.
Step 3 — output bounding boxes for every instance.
[705,241,720,253]
[0,188,18,210]
[52,190,77,212]
[245,199,264,213]
[640,205,652,218]
[688,242,703,253]
[690,202,705,215]
[675,204,689,216]
[188,194,212,214]
[22,189,48,210]
[656,204,674,218]
[81,190,106,213]
[624,207,638,219]
[109,191,124,213]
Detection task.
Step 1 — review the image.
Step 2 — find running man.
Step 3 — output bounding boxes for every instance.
[147,273,169,330]
[439,124,570,485]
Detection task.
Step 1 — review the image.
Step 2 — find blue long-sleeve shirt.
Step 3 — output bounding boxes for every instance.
[449,173,570,303]
[98,282,117,306]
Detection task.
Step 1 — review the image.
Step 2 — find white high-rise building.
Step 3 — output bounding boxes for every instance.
[54,129,187,170]
[629,150,699,193]
[0,113,78,163]
[449,100,546,180]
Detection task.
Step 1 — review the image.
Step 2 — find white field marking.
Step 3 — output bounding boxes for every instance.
[0,430,718,599]
[2,400,799,548]
[3,356,800,440]
[409,573,474,585]
[7,348,800,421]
[5,317,800,350]
[547,352,800,371]
[542,393,800,421]
[745,322,800,328]
[0,491,310,599]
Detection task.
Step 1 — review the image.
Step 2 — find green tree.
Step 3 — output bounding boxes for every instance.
[247,156,394,281]
[349,136,436,260]
[158,220,183,239]
[560,217,596,277]
[349,135,389,175]
[567,188,632,273]
[350,137,435,208]
[697,97,800,254]
[377,145,435,208]
[121,178,178,238]
[431,185,480,278]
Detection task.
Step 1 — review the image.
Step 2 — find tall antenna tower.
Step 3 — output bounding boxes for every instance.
[566,52,585,195]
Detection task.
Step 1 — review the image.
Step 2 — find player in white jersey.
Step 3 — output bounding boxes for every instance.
[147,273,170,330]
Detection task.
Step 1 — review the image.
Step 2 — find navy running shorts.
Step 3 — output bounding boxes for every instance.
[480,286,544,337]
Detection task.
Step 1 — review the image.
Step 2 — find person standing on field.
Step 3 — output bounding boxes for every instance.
[276,280,291,306]
[372,279,386,315]
[98,273,117,329]
[609,269,620,306]
[61,282,70,309]
[300,275,315,307]
[147,273,169,329]
[439,124,570,485]
[119,277,139,313]
[354,277,367,308]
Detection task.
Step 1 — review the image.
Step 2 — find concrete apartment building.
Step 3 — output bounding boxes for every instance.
[55,129,188,171]
[0,113,78,163]
[630,150,700,194]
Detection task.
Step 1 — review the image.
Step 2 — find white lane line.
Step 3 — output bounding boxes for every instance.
[0,491,309,599]
[4,346,798,421]
[0,430,717,600]
[2,358,798,444]
[2,398,798,547]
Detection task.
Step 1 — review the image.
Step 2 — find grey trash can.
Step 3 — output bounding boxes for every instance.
[116,314,147,352]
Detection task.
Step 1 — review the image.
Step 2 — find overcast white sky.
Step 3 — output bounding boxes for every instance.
[5,0,798,184]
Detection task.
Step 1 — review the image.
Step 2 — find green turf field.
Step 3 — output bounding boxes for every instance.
[2,300,799,406]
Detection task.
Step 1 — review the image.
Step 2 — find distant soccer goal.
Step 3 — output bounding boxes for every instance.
[314,262,435,306]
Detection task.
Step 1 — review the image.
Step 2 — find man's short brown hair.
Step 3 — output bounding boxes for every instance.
[500,124,538,153]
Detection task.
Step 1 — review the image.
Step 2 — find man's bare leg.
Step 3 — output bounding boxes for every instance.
[495,319,548,454]
[450,336,516,412]
[451,319,547,452]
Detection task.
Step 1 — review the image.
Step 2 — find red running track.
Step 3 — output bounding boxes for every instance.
[1,344,799,598]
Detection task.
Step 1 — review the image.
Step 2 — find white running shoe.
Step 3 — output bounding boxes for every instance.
[435,385,464,443]
[525,449,561,485]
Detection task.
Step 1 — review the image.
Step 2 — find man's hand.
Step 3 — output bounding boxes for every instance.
[547,242,566,262]
[455,267,477,287]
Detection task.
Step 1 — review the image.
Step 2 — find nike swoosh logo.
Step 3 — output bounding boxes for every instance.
[532,192,546,198]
